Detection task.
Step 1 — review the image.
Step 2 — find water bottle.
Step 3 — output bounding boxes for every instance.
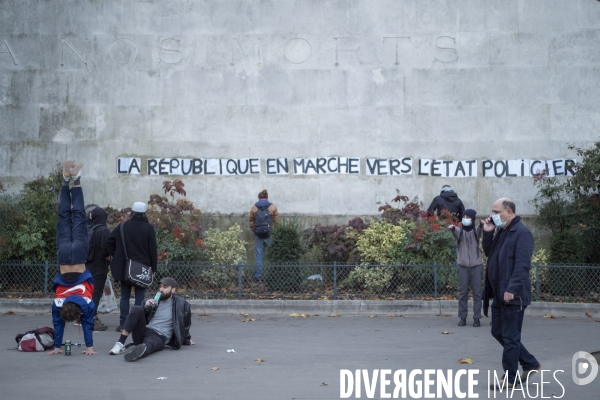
[65,339,71,356]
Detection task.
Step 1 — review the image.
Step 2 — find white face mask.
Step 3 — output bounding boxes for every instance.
[492,213,506,228]
[462,218,472,227]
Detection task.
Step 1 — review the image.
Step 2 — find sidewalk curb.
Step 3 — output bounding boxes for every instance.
[1,298,598,318]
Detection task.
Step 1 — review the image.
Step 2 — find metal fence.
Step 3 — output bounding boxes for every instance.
[0,261,599,302]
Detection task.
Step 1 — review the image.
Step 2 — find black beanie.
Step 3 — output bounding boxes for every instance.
[463,209,477,221]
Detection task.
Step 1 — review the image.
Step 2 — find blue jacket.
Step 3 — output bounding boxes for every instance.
[482,216,534,314]
[52,271,95,348]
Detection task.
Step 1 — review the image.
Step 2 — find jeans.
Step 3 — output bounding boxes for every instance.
[254,235,271,280]
[457,264,482,319]
[123,306,166,358]
[56,186,88,265]
[491,300,539,382]
[119,280,146,326]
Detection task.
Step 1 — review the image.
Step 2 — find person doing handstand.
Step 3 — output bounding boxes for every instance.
[47,161,97,356]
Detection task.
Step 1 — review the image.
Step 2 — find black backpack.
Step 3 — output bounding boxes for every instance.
[86,224,102,262]
[254,204,273,238]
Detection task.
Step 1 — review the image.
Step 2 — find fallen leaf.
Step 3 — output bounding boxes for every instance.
[289,313,300,318]
[386,314,396,317]
[329,313,341,317]
[313,314,320,317]
[442,331,453,335]
[543,312,556,319]
[369,315,377,318]
[240,313,249,317]
[242,318,256,322]
[320,382,329,386]
[300,314,309,318]
[458,357,473,364]
[585,312,593,318]
[210,367,219,371]
[254,358,266,363]
[3,310,15,315]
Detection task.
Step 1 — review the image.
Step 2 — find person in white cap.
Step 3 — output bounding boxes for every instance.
[106,201,157,331]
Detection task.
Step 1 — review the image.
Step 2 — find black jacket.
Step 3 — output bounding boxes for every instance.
[85,207,110,272]
[427,190,465,220]
[482,216,534,316]
[106,215,158,281]
[145,294,192,349]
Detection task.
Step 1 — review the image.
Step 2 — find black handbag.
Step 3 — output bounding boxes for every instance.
[120,223,153,288]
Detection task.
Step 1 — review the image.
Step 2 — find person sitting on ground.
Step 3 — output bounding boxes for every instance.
[47,161,97,356]
[109,277,194,362]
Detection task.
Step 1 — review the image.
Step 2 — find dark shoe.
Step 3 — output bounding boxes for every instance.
[490,376,520,391]
[473,318,480,327]
[522,365,541,383]
[124,344,147,362]
[458,318,466,326]
[115,325,124,332]
[94,316,108,331]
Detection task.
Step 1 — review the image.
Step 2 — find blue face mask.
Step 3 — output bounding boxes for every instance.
[492,213,506,228]
[462,218,472,227]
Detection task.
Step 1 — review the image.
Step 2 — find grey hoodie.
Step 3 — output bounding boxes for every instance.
[451,225,483,267]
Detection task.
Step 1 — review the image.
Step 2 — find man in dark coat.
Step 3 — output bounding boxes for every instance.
[482,197,541,390]
[427,185,465,221]
[106,202,158,331]
[85,206,111,331]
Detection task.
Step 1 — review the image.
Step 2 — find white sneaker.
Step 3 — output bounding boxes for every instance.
[73,318,81,326]
[109,342,125,355]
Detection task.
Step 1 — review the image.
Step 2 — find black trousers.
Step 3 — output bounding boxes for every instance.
[123,306,166,359]
[86,266,108,316]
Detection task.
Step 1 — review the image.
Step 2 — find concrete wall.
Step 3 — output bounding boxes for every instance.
[1,0,600,223]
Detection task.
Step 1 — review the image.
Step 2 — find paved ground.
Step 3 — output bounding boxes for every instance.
[1,311,598,399]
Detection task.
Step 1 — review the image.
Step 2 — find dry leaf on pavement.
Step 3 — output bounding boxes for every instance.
[585,312,593,318]
[442,331,452,334]
[210,367,219,371]
[254,358,266,363]
[369,315,377,318]
[240,313,249,317]
[242,318,256,322]
[458,357,473,364]
[300,314,309,318]
[329,313,341,317]
[543,312,556,319]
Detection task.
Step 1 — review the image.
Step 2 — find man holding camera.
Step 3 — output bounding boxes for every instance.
[482,198,541,390]
[109,277,194,361]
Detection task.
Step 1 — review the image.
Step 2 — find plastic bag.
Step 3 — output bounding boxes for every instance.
[97,277,117,313]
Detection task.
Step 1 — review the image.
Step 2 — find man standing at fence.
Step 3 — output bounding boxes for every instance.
[249,189,279,281]
[449,208,483,327]
[85,206,110,331]
[428,185,465,221]
[106,202,158,332]
[482,198,541,390]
